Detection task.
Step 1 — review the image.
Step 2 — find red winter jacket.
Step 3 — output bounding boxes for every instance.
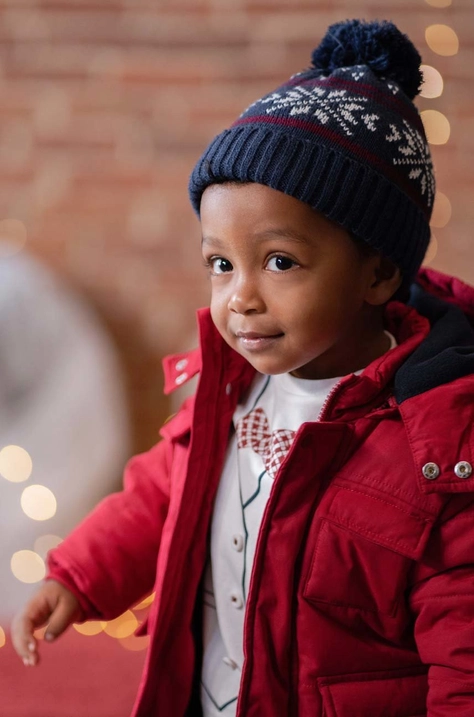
[48,268,474,717]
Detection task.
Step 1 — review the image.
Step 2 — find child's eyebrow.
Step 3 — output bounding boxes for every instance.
[201,228,310,247]
[253,228,310,245]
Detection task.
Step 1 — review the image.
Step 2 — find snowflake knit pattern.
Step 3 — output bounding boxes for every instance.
[238,67,434,213]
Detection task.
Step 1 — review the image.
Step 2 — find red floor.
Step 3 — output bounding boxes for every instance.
[0,629,146,717]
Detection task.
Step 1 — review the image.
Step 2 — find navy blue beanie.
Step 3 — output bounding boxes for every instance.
[189,19,435,285]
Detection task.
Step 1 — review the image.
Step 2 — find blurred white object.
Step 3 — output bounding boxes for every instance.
[0,253,130,617]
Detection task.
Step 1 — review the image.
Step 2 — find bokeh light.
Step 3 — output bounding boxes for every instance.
[420,65,444,99]
[133,593,155,610]
[34,534,63,559]
[0,445,33,483]
[103,610,138,639]
[424,0,452,7]
[425,25,459,56]
[0,219,27,258]
[0,626,5,649]
[424,234,439,265]
[118,634,150,652]
[21,485,57,521]
[431,191,452,228]
[11,550,46,583]
[73,621,107,636]
[421,110,451,145]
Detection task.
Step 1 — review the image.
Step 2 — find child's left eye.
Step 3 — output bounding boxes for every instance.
[266,255,297,271]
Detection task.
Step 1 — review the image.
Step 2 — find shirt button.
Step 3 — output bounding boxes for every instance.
[230,592,243,609]
[225,382,232,395]
[222,657,238,670]
[454,461,472,479]
[232,534,244,552]
[422,462,440,480]
[175,358,188,371]
[175,372,188,385]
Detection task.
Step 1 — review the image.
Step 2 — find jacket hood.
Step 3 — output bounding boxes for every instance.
[395,267,474,403]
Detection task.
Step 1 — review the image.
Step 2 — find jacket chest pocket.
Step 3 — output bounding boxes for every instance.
[303,484,433,616]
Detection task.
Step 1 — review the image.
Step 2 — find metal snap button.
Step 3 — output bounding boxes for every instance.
[175,358,188,371]
[454,461,472,479]
[422,462,440,480]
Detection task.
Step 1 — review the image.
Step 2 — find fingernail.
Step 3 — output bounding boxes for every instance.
[28,642,35,652]
[23,657,30,667]
[44,632,55,642]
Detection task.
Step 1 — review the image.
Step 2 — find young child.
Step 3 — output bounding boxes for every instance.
[12,19,474,717]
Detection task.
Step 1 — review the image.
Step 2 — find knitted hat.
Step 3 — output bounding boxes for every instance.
[189,19,435,285]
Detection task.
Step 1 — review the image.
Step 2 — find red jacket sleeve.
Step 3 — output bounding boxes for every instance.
[46,437,172,620]
[409,494,474,716]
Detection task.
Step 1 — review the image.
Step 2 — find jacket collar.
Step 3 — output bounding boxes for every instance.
[162,308,254,398]
[162,271,474,497]
[162,302,428,403]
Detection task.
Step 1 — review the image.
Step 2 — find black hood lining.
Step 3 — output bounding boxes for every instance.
[395,283,474,404]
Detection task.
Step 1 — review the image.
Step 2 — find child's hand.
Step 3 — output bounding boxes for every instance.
[11,580,84,666]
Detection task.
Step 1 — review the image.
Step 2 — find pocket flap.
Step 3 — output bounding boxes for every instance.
[319,668,428,717]
[327,484,433,560]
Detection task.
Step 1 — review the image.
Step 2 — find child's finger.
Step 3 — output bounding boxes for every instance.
[11,612,44,666]
[43,596,79,643]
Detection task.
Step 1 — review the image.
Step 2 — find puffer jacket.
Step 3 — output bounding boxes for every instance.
[48,267,474,717]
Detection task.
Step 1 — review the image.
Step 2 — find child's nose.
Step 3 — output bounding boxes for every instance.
[227,276,264,314]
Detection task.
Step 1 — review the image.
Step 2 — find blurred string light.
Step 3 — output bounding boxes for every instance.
[11,550,45,583]
[424,234,439,265]
[73,621,107,636]
[21,485,57,521]
[119,634,150,652]
[0,219,27,258]
[421,11,458,269]
[0,445,33,483]
[104,610,138,639]
[74,611,138,639]
[424,0,452,6]
[431,191,452,228]
[420,65,444,98]
[34,534,63,559]
[0,625,5,649]
[421,109,451,145]
[425,24,459,56]
[72,618,149,651]
[133,592,155,610]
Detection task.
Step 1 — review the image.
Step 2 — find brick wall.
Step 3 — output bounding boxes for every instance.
[0,0,472,452]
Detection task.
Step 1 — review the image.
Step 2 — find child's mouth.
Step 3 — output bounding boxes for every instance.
[235,331,284,351]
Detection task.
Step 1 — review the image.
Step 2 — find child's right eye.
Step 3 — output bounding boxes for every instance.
[209,257,233,274]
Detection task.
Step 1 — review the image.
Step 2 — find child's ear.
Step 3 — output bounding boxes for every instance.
[365,257,403,306]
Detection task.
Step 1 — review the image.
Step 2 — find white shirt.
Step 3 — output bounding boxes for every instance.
[201,333,397,715]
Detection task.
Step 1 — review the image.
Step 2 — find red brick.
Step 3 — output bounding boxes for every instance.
[0,0,471,450]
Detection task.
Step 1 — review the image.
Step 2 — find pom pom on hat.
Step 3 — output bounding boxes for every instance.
[311,19,423,100]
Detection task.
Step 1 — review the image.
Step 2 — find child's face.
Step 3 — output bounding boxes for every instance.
[200,182,385,379]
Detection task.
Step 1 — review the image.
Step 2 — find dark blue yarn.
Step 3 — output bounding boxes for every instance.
[311,19,423,100]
